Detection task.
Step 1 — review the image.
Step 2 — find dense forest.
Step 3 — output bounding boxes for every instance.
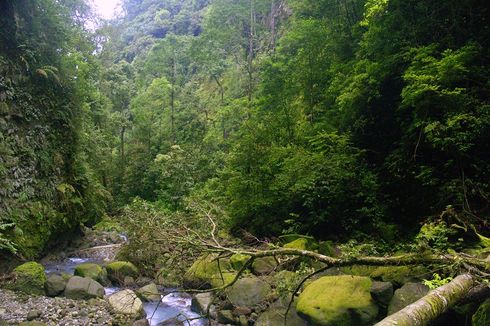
[0,0,489,325]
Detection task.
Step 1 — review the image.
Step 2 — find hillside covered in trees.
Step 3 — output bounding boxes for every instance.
[0,0,489,325]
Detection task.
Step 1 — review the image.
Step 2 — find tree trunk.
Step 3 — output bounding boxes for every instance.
[375,274,476,326]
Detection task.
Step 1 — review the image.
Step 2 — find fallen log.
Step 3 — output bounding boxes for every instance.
[375,274,478,326]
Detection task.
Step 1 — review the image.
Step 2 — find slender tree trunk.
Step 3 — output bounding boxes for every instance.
[170,55,176,143]
[375,274,476,326]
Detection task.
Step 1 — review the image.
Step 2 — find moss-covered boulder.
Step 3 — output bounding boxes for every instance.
[252,257,277,275]
[230,253,251,271]
[473,298,490,326]
[283,237,318,251]
[183,254,235,289]
[226,277,272,307]
[8,262,46,295]
[105,261,139,284]
[340,265,429,286]
[278,234,316,245]
[74,263,108,285]
[296,275,378,326]
[387,282,429,315]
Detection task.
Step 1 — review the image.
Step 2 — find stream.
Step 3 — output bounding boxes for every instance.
[42,243,207,325]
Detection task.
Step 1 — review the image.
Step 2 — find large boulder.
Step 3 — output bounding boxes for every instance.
[283,237,318,251]
[256,298,305,326]
[74,263,109,285]
[230,254,251,271]
[251,257,277,275]
[296,275,378,326]
[8,262,46,295]
[64,276,105,300]
[136,283,160,302]
[226,277,271,307]
[387,282,429,315]
[370,281,394,307]
[44,274,66,297]
[183,254,235,289]
[105,261,139,284]
[191,292,214,315]
[108,289,145,318]
[473,298,490,326]
[256,307,305,326]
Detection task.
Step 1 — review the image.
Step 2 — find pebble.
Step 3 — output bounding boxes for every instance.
[0,289,116,325]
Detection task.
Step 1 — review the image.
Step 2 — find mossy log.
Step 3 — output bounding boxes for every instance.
[375,274,476,326]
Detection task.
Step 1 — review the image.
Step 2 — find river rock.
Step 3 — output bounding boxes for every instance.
[256,306,305,326]
[252,257,277,275]
[64,276,105,300]
[26,309,42,321]
[230,254,251,271]
[106,261,139,284]
[472,298,490,326]
[217,310,236,324]
[108,289,145,317]
[296,275,378,326]
[387,282,429,315]
[44,274,66,297]
[8,262,46,295]
[132,319,149,326]
[370,281,394,307]
[226,277,271,307]
[191,292,214,314]
[136,283,160,302]
[74,263,109,286]
[183,254,235,289]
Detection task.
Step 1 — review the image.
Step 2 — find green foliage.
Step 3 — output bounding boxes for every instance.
[423,273,453,290]
[414,221,460,251]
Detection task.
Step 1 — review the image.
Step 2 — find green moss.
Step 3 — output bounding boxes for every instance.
[106,261,139,282]
[183,254,235,289]
[7,262,46,295]
[283,237,318,251]
[230,253,251,270]
[74,263,107,284]
[340,265,429,286]
[296,275,378,326]
[473,298,490,326]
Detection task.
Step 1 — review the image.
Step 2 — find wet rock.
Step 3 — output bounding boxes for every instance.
[124,276,136,287]
[45,274,66,297]
[136,283,160,302]
[64,276,105,300]
[387,282,429,315]
[226,277,271,307]
[135,276,153,287]
[108,289,145,317]
[370,281,394,307]
[191,292,214,314]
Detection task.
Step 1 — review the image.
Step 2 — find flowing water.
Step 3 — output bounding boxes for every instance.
[42,249,207,325]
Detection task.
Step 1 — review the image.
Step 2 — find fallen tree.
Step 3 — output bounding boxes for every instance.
[376,273,477,325]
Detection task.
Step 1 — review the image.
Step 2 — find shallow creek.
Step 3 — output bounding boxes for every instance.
[42,254,207,325]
